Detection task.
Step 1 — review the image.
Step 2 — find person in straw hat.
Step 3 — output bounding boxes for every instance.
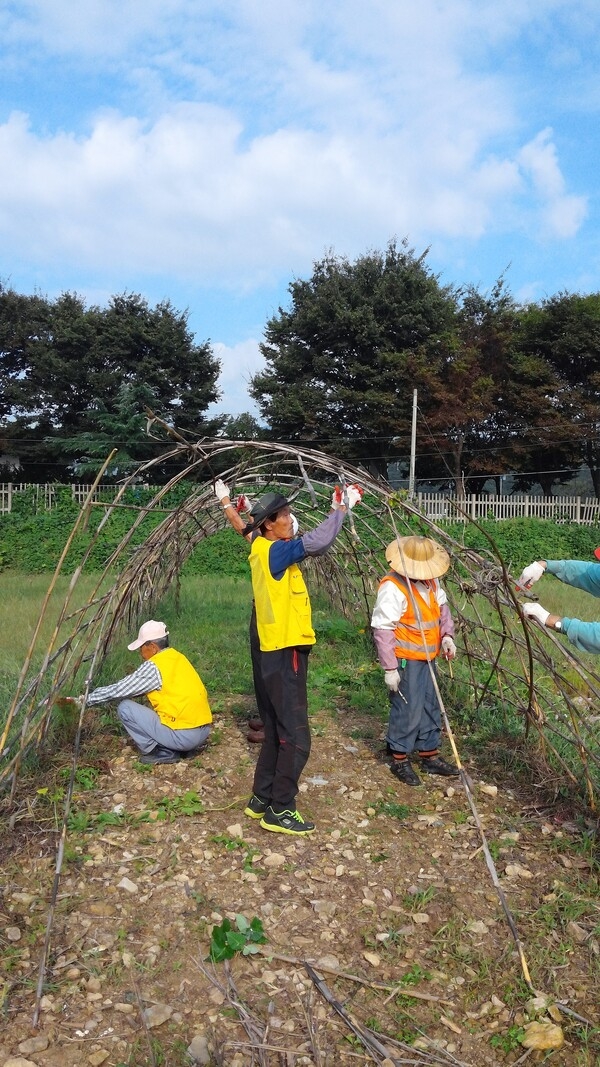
[371,535,459,786]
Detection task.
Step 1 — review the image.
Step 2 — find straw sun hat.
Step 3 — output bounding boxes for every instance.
[385,535,450,580]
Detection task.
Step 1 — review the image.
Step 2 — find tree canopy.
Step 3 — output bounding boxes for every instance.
[0,287,222,481]
[250,244,600,497]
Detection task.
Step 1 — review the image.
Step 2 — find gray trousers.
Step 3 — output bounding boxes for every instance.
[386,658,441,756]
[117,700,211,754]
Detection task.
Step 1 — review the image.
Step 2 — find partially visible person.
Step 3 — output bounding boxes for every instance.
[84,620,212,764]
[518,556,600,653]
[371,535,459,787]
[228,484,362,836]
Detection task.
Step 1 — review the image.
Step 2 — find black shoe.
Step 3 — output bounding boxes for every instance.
[419,755,460,777]
[139,745,181,765]
[180,742,208,759]
[244,794,269,819]
[260,806,315,836]
[390,759,421,787]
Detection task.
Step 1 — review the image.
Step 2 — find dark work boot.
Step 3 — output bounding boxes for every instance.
[419,755,460,777]
[390,759,421,787]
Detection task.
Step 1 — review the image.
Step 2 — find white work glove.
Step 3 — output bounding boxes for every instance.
[516,561,545,590]
[290,513,299,536]
[235,494,252,513]
[521,602,550,626]
[384,669,401,692]
[214,479,230,502]
[331,483,364,510]
[441,636,457,660]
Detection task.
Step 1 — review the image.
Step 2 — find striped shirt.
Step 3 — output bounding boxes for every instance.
[87,660,162,706]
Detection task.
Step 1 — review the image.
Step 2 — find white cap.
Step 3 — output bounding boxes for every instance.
[127,620,169,650]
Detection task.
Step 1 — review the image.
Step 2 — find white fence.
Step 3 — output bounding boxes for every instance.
[416,492,600,524]
[0,483,146,514]
[1,484,600,524]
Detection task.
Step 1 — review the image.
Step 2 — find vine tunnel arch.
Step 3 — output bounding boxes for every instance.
[1,429,599,812]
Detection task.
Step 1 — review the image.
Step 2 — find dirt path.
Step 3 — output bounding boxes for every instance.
[0,702,598,1066]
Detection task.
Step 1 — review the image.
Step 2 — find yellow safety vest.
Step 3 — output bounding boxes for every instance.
[249,535,316,651]
[147,648,212,729]
[380,572,441,662]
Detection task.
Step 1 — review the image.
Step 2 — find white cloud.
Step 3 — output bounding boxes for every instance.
[209,339,264,416]
[0,0,595,315]
[517,129,588,238]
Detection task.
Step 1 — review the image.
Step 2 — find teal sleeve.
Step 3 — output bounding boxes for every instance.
[561,617,600,654]
[545,560,600,598]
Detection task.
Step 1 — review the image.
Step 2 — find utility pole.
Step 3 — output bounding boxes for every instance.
[408,388,417,500]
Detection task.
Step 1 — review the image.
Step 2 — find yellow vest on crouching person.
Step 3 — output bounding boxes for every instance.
[249,535,316,651]
[380,572,442,662]
[147,648,212,729]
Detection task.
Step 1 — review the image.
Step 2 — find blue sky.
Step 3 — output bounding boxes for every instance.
[1,0,599,416]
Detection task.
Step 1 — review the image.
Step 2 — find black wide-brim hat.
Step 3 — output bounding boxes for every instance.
[248,492,289,527]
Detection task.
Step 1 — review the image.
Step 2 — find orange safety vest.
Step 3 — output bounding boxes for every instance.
[379,572,441,662]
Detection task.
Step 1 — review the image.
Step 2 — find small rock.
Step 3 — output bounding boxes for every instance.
[567,920,588,944]
[114,1003,135,1014]
[87,902,117,916]
[480,784,498,797]
[143,1003,173,1029]
[226,823,243,838]
[3,1059,39,1067]
[263,853,286,868]
[18,1037,49,1055]
[412,913,430,924]
[117,877,138,894]
[88,1052,110,1066]
[466,921,488,935]
[312,900,337,916]
[6,927,22,941]
[521,1020,564,1050]
[362,951,380,966]
[316,955,340,971]
[505,864,533,880]
[187,1034,211,1065]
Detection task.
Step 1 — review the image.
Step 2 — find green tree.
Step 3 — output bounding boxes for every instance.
[249,240,457,477]
[516,292,600,497]
[0,285,222,481]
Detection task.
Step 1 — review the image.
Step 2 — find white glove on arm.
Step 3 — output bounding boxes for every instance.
[331,484,364,510]
[384,669,401,692]
[521,602,550,626]
[441,636,457,659]
[516,561,545,589]
[214,479,230,502]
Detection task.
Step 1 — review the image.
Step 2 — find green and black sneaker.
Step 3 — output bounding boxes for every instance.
[260,806,315,836]
[244,794,269,819]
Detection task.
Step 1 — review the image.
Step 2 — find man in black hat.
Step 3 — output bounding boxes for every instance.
[216,481,362,836]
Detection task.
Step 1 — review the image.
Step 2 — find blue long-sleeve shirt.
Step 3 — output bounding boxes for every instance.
[545,559,600,653]
[267,509,345,580]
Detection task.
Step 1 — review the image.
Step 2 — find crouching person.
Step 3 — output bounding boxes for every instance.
[85,620,212,764]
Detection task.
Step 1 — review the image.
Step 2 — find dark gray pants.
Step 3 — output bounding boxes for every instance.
[386,658,441,756]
